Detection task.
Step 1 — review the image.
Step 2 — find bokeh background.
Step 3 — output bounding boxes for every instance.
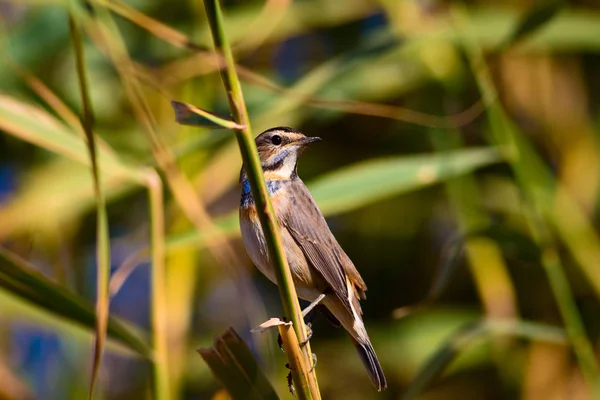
[1,0,600,399]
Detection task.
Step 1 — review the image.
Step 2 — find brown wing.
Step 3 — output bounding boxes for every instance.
[282,180,367,313]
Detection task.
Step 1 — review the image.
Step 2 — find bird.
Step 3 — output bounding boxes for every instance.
[239,126,387,391]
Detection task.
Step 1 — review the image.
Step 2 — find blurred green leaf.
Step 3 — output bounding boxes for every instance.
[198,327,279,400]
[310,147,503,216]
[393,234,465,319]
[503,0,565,48]
[69,12,111,398]
[166,211,239,252]
[0,248,151,358]
[402,319,566,400]
[166,147,504,251]
[171,130,232,158]
[171,100,246,129]
[0,158,137,239]
[103,0,600,53]
[457,12,600,393]
[461,8,600,51]
[337,30,400,69]
[393,225,541,319]
[1,7,70,76]
[0,93,144,182]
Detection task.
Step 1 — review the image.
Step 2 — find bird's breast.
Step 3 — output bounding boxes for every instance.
[240,206,275,283]
[240,178,289,207]
[239,179,320,296]
[239,179,290,284]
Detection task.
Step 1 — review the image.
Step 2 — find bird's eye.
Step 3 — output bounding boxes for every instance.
[271,135,282,145]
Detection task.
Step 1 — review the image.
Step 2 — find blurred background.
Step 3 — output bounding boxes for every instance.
[1,0,600,399]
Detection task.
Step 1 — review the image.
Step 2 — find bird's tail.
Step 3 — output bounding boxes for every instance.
[352,336,387,391]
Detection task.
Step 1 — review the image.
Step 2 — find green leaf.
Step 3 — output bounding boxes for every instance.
[0,93,144,183]
[393,225,542,319]
[0,158,137,240]
[198,327,279,400]
[308,147,503,216]
[166,147,504,251]
[68,12,112,398]
[402,319,566,400]
[171,100,246,129]
[458,18,600,394]
[393,234,465,319]
[80,4,173,397]
[0,248,151,358]
[502,0,565,48]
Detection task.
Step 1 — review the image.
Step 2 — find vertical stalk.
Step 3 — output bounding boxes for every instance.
[68,12,111,399]
[74,3,172,397]
[203,1,320,398]
[146,170,170,400]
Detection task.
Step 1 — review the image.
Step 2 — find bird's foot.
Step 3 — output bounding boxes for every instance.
[309,353,318,372]
[299,322,313,348]
[301,293,326,318]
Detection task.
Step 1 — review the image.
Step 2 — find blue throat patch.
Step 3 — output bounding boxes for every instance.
[241,178,287,207]
[242,179,251,196]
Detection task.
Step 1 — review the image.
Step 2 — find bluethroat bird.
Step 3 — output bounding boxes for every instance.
[239,127,387,391]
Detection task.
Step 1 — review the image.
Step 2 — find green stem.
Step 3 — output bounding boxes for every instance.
[402,319,567,400]
[203,1,320,399]
[147,171,170,400]
[68,12,111,399]
[77,2,173,396]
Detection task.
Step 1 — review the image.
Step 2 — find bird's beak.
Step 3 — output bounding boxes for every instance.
[294,136,322,147]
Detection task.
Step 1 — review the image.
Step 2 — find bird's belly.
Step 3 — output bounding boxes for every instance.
[239,207,323,302]
[240,212,276,283]
[295,285,323,302]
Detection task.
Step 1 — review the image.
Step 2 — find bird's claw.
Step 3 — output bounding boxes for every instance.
[299,322,313,347]
[309,353,318,372]
[278,320,312,350]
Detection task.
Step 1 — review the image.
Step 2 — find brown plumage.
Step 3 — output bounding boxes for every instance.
[239,127,387,391]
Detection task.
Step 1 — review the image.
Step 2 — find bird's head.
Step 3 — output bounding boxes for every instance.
[253,127,321,180]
